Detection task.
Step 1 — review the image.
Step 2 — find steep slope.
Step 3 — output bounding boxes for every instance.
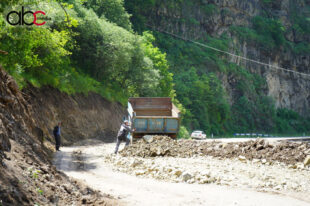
[0,66,122,205]
[25,86,125,146]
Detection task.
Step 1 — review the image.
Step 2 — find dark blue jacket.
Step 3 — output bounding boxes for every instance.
[53,126,61,136]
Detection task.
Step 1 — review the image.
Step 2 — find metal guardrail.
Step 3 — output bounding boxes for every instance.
[233,133,272,137]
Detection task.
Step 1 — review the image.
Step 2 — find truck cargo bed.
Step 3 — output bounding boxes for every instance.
[128,97,180,138]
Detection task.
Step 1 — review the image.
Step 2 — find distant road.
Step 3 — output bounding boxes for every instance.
[203,137,310,143]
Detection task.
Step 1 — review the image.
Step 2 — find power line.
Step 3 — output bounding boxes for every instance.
[146,24,310,79]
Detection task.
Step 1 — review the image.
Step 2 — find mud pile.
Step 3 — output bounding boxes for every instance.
[120,136,310,165]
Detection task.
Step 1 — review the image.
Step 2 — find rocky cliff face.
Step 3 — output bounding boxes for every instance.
[144,0,310,116]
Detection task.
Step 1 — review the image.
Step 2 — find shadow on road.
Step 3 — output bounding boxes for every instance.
[54,150,97,172]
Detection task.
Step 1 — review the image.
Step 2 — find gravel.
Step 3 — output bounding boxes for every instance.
[105,154,310,193]
[109,136,310,194]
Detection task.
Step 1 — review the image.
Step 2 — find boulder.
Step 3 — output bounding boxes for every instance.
[63,184,73,194]
[199,178,210,184]
[7,78,19,95]
[182,173,192,182]
[201,171,211,177]
[288,164,297,169]
[304,156,310,166]
[174,170,183,177]
[297,163,304,169]
[263,141,270,148]
[0,95,14,104]
[143,135,154,143]
[238,155,246,162]
[135,170,146,175]
[274,185,282,190]
[234,145,239,150]
[298,144,307,151]
[130,159,143,168]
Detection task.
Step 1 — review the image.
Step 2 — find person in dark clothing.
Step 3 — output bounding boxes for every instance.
[53,122,61,151]
[114,120,135,154]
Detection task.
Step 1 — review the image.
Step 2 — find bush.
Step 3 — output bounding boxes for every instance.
[275,108,310,134]
[178,126,190,139]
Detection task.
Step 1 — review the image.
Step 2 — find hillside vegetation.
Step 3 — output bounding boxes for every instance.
[0,0,175,105]
[124,0,310,135]
[1,0,309,136]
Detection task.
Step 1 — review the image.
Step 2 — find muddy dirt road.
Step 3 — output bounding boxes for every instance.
[53,140,310,206]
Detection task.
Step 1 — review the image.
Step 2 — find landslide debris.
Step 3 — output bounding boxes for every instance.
[106,152,310,194]
[0,66,116,206]
[120,136,310,165]
[120,136,178,157]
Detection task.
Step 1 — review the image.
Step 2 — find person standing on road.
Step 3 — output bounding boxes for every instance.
[114,120,135,154]
[53,122,61,151]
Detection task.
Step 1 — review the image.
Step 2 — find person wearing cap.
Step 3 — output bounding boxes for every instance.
[114,120,135,154]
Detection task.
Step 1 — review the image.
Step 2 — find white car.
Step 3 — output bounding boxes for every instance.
[191,130,206,139]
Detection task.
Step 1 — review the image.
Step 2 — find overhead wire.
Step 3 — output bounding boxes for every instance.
[146,24,310,79]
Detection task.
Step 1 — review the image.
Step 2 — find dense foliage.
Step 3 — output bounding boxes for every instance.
[0,0,174,104]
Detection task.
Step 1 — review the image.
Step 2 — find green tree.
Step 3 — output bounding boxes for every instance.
[142,32,175,97]
[83,0,132,31]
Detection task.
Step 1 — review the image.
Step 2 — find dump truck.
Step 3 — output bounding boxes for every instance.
[128,97,181,139]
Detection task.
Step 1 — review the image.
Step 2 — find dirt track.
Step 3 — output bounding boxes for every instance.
[54,139,310,206]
